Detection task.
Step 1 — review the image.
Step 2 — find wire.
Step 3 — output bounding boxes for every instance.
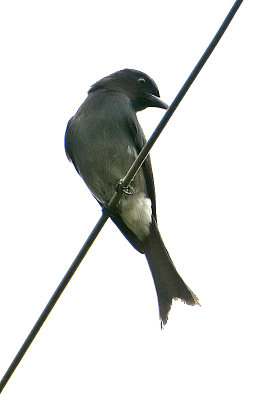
[0,0,243,393]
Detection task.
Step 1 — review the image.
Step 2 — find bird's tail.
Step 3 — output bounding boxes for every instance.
[143,218,199,326]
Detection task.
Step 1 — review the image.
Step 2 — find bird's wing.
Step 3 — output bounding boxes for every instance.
[65,110,146,254]
[64,93,157,253]
[65,116,80,174]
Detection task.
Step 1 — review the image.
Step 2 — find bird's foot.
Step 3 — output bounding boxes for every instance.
[116,179,134,195]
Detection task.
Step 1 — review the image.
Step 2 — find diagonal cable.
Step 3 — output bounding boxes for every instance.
[0,0,243,393]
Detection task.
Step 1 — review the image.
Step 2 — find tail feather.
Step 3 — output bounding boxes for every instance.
[143,218,199,326]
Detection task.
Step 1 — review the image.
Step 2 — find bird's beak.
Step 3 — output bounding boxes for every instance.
[147,94,169,110]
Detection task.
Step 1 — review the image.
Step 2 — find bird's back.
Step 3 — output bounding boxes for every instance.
[65,89,148,205]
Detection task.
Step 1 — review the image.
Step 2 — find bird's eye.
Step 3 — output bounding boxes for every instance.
[138,77,146,85]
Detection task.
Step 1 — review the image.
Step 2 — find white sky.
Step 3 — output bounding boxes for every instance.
[1,0,266,398]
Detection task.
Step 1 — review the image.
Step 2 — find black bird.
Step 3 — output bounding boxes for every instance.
[65,68,199,326]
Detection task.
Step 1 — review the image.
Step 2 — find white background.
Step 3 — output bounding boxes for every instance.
[1,0,266,398]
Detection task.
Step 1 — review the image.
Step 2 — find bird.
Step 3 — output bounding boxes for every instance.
[65,68,199,326]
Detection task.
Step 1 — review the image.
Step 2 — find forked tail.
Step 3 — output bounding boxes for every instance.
[144,218,199,326]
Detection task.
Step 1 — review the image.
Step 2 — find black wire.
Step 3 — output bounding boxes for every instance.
[0,0,243,393]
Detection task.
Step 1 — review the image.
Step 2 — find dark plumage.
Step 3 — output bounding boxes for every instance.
[65,68,199,326]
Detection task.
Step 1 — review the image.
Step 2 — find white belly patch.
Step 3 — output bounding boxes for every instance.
[120,192,152,241]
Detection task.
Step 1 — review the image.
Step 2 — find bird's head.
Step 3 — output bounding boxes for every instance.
[89,68,168,112]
